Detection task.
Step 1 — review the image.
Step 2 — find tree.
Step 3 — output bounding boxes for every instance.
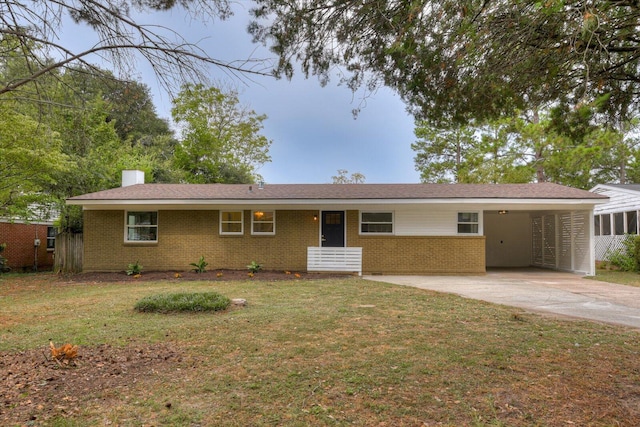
[171,83,272,184]
[250,1,640,125]
[1,1,270,102]
[413,105,635,189]
[331,169,366,184]
[412,124,477,183]
[0,101,69,216]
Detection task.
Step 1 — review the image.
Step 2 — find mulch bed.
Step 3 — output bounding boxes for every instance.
[60,269,353,283]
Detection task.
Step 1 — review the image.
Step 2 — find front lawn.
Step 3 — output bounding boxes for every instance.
[591,268,640,287]
[1,273,639,426]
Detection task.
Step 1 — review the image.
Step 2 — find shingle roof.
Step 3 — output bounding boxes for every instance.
[601,184,640,193]
[68,182,606,202]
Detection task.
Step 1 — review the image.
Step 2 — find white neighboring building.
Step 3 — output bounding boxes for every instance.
[590,184,640,261]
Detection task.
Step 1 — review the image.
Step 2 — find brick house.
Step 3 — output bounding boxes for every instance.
[66,171,607,275]
[0,219,56,271]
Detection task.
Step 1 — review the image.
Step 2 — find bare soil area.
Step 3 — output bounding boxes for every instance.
[62,269,350,283]
[1,342,184,425]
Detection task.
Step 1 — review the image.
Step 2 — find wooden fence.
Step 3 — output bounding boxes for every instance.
[54,232,83,273]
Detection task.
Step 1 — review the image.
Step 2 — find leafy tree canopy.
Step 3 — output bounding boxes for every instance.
[331,169,366,184]
[413,104,639,189]
[171,83,272,183]
[250,0,640,125]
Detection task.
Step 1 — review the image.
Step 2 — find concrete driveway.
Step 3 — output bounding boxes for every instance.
[364,269,640,329]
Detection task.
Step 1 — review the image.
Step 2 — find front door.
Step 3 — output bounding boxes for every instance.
[321,211,345,247]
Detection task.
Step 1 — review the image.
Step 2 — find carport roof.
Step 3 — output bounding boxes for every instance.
[68,182,607,203]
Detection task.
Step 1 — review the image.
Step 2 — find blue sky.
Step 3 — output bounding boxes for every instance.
[62,2,421,184]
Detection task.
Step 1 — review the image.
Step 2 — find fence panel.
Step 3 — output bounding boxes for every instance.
[54,232,83,273]
[307,247,362,276]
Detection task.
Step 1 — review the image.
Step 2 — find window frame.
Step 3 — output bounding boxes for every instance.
[602,214,612,236]
[614,212,625,235]
[251,210,275,235]
[457,212,480,234]
[359,211,394,235]
[46,226,56,251]
[626,211,638,235]
[125,211,158,243]
[220,210,244,235]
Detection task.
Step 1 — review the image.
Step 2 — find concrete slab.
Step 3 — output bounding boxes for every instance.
[364,269,640,329]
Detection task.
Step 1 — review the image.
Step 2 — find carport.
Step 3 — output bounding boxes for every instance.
[484,208,595,275]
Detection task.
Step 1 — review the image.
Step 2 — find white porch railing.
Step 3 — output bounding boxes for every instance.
[307,247,362,276]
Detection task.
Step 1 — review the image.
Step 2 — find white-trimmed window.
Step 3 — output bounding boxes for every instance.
[627,211,638,235]
[252,210,275,235]
[457,212,479,234]
[46,226,56,250]
[220,211,244,235]
[126,211,158,242]
[360,212,393,234]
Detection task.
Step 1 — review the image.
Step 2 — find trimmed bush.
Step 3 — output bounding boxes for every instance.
[606,235,640,272]
[134,292,231,313]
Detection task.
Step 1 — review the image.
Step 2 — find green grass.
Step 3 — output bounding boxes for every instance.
[134,291,230,313]
[1,273,640,426]
[590,268,640,287]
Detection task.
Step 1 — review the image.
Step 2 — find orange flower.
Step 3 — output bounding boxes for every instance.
[294,273,301,278]
[216,272,223,278]
[174,272,182,278]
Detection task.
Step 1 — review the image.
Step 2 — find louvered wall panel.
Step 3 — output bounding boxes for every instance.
[558,213,573,270]
[543,214,556,268]
[531,216,543,267]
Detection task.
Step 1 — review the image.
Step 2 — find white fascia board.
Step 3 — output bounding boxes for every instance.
[69,197,607,211]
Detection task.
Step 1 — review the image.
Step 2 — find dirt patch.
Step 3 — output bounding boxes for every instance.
[60,269,351,283]
[0,341,183,425]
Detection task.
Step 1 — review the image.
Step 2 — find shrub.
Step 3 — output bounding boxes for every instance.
[633,235,640,271]
[134,292,230,313]
[126,260,143,276]
[247,261,262,273]
[606,235,640,272]
[190,255,208,273]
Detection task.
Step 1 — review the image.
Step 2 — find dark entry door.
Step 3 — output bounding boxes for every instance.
[321,211,345,247]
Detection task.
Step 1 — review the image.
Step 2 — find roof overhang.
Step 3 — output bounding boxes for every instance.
[67,197,607,211]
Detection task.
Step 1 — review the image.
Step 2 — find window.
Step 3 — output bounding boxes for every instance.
[220,211,243,235]
[457,212,479,234]
[614,212,625,235]
[126,211,158,242]
[602,214,611,236]
[252,210,275,235]
[46,226,56,250]
[627,211,638,235]
[594,215,601,236]
[360,212,393,234]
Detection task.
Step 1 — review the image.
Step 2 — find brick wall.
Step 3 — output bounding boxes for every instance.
[345,211,486,274]
[0,222,55,271]
[83,210,319,272]
[83,209,486,274]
